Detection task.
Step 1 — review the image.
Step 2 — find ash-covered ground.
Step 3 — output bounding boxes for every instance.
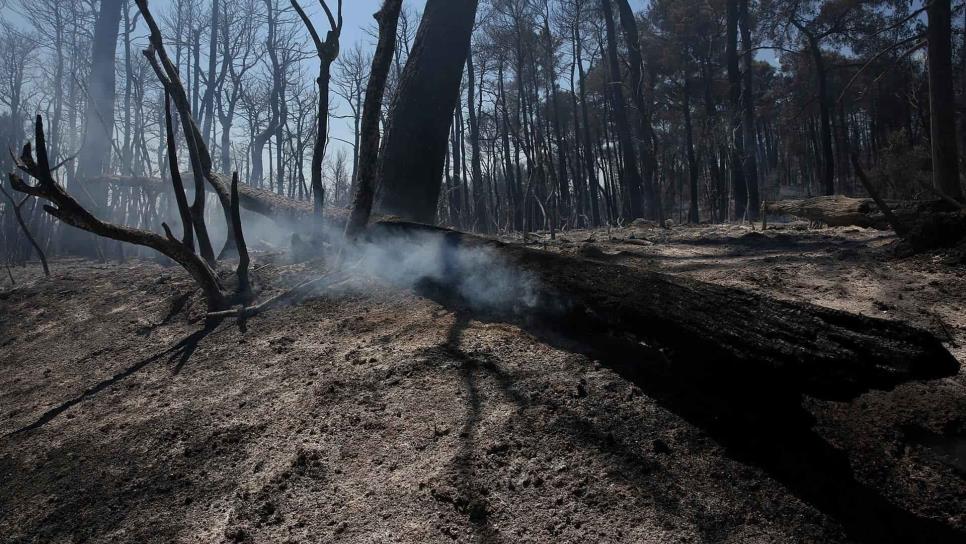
[1,222,964,543]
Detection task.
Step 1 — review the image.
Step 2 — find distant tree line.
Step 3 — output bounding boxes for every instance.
[1,0,964,260]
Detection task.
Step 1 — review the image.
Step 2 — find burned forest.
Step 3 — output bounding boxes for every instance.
[2,0,966,542]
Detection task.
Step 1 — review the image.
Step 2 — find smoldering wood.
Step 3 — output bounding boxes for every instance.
[367,221,959,401]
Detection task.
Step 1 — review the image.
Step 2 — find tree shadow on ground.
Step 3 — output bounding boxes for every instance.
[415,283,965,544]
[6,323,222,436]
[430,312,507,544]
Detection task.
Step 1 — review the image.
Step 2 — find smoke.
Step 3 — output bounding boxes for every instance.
[328,224,545,316]
[144,191,548,318]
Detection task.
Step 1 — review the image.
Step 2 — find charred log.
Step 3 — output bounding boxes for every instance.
[763,195,954,230]
[368,221,959,401]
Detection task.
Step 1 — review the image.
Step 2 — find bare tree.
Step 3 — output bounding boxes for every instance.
[292,0,343,227]
[333,42,370,195]
[345,0,403,236]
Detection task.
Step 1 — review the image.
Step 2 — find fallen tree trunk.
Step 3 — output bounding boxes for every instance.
[763,195,952,230]
[368,221,959,400]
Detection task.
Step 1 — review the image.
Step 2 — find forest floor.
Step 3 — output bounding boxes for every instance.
[1,221,965,543]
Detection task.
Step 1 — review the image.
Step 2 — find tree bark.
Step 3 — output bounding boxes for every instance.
[727,0,748,220]
[600,0,644,220]
[345,0,403,237]
[739,0,761,219]
[925,0,962,201]
[369,221,958,400]
[374,0,480,224]
[615,0,662,223]
[292,0,343,231]
[71,0,123,255]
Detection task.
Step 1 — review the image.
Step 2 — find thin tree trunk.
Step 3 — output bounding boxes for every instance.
[600,0,644,220]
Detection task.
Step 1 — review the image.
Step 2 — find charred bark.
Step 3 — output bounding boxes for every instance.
[345,0,403,238]
[368,221,958,401]
[374,0,480,224]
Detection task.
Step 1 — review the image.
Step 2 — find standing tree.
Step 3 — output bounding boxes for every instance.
[292,0,343,228]
[739,0,761,219]
[72,0,123,255]
[374,0,480,224]
[345,0,404,236]
[600,0,645,220]
[925,0,962,201]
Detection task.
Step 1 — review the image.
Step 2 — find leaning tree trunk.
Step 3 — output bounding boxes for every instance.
[345,0,403,237]
[374,0,480,224]
[925,0,963,201]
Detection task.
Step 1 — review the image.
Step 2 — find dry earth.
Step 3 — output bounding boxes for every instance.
[1,222,965,543]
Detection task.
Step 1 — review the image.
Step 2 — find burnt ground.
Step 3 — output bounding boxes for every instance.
[1,222,965,543]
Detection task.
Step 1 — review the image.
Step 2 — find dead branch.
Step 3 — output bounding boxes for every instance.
[164,89,198,253]
[206,272,350,320]
[10,116,236,312]
[230,172,252,299]
[136,0,234,259]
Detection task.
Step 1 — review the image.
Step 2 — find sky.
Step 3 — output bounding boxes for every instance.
[0,0,662,171]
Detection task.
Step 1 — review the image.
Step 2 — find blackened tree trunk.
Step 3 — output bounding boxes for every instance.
[573,18,601,227]
[345,0,403,236]
[727,0,748,219]
[600,0,644,220]
[374,0,480,224]
[466,44,489,232]
[615,0,661,223]
[739,0,761,219]
[292,0,343,228]
[925,0,962,201]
